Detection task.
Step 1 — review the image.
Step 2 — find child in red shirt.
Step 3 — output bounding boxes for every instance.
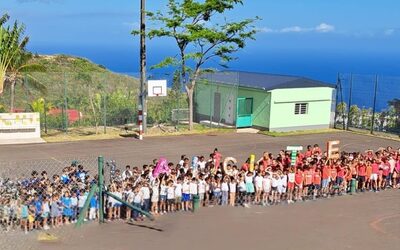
[294,168,304,201]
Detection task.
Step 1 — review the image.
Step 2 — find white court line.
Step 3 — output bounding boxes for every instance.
[51,157,63,164]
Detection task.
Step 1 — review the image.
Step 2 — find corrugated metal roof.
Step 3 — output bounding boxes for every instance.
[200,71,334,91]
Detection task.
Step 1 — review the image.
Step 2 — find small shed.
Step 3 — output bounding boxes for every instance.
[194,71,336,132]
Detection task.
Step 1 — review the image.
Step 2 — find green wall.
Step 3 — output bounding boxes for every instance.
[195,82,334,131]
[194,81,238,125]
[237,87,271,128]
[268,87,334,131]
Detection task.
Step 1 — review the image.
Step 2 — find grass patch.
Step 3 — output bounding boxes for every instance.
[259,128,340,137]
[41,124,235,143]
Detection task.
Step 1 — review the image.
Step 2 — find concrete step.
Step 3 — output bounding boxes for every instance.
[236,128,260,134]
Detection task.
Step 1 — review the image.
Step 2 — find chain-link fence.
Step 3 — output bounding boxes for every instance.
[0,69,188,137]
[0,156,99,249]
[195,71,239,127]
[335,73,400,136]
[0,154,148,243]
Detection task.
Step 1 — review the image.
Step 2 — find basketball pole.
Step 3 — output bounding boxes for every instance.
[139,0,147,138]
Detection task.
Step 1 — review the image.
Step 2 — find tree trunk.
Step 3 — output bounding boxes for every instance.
[186,86,194,131]
[88,87,98,134]
[185,69,200,131]
[10,81,15,112]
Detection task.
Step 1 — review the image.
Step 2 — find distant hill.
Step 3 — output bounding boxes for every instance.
[0,54,140,112]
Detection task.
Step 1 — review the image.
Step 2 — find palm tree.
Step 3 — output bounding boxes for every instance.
[5,51,46,111]
[0,13,46,111]
[0,13,27,95]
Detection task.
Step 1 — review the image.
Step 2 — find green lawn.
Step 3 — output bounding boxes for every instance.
[259,128,340,137]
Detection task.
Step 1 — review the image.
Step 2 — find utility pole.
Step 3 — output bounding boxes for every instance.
[139,0,147,137]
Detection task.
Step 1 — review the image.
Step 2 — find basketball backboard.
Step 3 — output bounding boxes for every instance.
[148,80,167,97]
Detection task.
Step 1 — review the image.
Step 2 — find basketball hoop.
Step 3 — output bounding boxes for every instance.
[148,80,167,97]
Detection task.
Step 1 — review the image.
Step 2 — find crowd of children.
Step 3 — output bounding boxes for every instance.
[0,145,399,233]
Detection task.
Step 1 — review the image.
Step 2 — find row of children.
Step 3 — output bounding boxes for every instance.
[1,145,399,232]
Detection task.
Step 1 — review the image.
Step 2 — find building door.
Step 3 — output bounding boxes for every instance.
[236,97,253,128]
[213,92,221,122]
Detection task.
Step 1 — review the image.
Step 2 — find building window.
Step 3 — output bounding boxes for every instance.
[294,103,308,115]
[238,98,253,116]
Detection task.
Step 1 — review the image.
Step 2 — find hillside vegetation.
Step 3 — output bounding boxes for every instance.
[0,54,187,131]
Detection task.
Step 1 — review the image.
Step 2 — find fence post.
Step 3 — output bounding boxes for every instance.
[346,73,353,130]
[64,72,68,134]
[339,76,346,130]
[334,73,340,129]
[98,156,104,223]
[370,75,379,134]
[103,93,107,134]
[43,98,48,134]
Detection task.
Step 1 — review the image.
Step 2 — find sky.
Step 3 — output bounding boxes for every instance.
[1,0,400,84]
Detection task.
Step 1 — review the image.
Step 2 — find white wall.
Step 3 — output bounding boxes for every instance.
[0,113,41,140]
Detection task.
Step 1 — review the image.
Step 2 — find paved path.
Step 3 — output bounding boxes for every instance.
[1,131,399,167]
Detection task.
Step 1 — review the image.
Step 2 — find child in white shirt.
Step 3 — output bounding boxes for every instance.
[167,181,175,212]
[262,173,272,206]
[229,177,237,206]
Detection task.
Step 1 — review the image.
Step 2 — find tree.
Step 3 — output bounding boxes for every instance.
[135,0,259,130]
[0,14,27,95]
[360,107,372,129]
[5,52,46,111]
[388,98,400,129]
[0,13,46,110]
[348,105,361,128]
[335,102,347,126]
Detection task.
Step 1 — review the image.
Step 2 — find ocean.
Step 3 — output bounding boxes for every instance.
[30,44,400,112]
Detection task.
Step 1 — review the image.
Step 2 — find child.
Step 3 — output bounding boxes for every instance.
[221,177,229,206]
[140,183,151,213]
[244,171,255,205]
[50,194,60,228]
[132,187,143,221]
[20,198,29,234]
[114,186,123,220]
[151,181,160,215]
[182,177,190,211]
[313,168,322,200]
[294,168,304,201]
[126,185,134,220]
[279,171,287,202]
[41,196,50,230]
[213,178,222,206]
[28,198,35,232]
[254,172,263,205]
[159,180,167,214]
[198,176,206,207]
[78,189,88,221]
[189,178,198,209]
[303,168,313,200]
[238,176,246,206]
[287,168,295,204]
[167,180,175,212]
[62,191,72,224]
[229,177,237,206]
[271,173,279,205]
[108,185,117,220]
[89,194,97,221]
[262,172,272,206]
[70,192,78,223]
[174,178,183,211]
[33,195,42,230]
